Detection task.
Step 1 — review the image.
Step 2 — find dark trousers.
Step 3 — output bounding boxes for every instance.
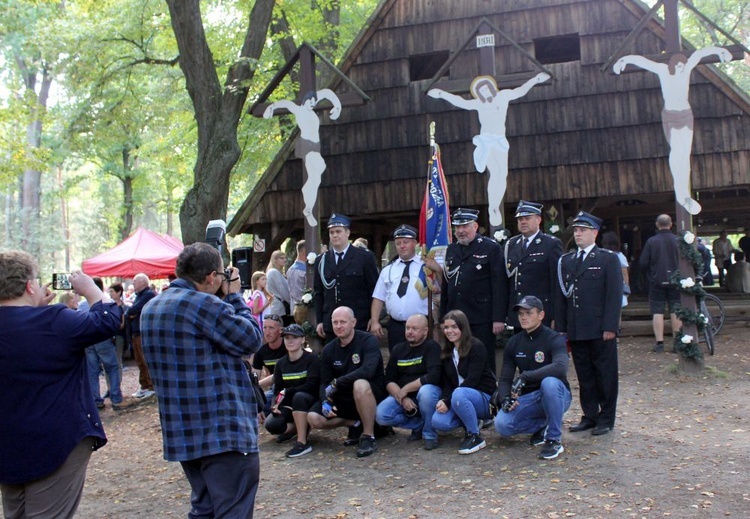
[386,318,406,351]
[181,451,260,519]
[469,322,497,375]
[131,335,153,391]
[570,337,619,428]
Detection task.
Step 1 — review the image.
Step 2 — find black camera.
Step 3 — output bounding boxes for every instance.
[52,273,72,290]
[511,377,526,395]
[501,396,516,413]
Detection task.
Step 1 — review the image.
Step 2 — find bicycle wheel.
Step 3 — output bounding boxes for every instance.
[702,322,715,356]
[702,293,725,336]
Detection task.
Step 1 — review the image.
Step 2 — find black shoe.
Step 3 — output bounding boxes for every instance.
[458,433,486,455]
[356,435,377,458]
[374,424,395,439]
[423,438,439,450]
[569,420,595,432]
[529,426,547,446]
[276,431,297,444]
[285,441,312,458]
[539,439,564,459]
[407,429,423,442]
[652,342,665,353]
[592,424,612,436]
[344,422,363,446]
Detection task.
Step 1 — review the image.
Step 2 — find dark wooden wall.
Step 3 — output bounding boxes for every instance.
[234,0,749,249]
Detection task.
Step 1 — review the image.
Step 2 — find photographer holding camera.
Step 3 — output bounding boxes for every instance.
[140,242,263,518]
[492,296,571,460]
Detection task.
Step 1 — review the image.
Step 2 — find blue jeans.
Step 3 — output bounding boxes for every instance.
[85,340,122,404]
[494,377,572,441]
[432,387,493,435]
[376,384,442,440]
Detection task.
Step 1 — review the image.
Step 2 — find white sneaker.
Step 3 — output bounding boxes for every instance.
[133,389,155,399]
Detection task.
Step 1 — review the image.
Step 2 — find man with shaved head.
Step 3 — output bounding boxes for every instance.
[125,273,157,398]
[307,306,387,458]
[376,314,442,450]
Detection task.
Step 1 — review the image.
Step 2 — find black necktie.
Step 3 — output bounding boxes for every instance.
[397,260,412,297]
[523,237,530,249]
[576,250,585,268]
[336,252,344,265]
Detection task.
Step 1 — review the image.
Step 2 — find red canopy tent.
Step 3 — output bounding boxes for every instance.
[82,228,183,279]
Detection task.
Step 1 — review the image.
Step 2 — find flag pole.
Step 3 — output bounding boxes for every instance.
[426,122,436,330]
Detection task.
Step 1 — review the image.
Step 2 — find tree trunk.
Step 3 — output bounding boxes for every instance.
[166,0,275,245]
[15,57,51,256]
[121,146,136,240]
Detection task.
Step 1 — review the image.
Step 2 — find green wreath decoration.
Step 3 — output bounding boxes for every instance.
[670,231,706,360]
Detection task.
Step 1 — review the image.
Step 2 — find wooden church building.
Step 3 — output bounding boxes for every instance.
[228,0,749,264]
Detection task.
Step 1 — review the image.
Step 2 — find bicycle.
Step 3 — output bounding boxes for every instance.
[696,275,725,356]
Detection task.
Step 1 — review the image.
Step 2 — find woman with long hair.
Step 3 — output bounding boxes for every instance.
[249,271,273,326]
[265,250,291,319]
[432,310,497,454]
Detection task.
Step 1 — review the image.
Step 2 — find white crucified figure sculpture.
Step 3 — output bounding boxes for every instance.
[264,89,342,227]
[614,46,732,216]
[428,72,549,227]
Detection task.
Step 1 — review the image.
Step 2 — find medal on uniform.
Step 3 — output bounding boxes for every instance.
[476,264,482,270]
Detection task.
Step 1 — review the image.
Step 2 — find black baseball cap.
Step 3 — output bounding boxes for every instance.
[513,295,544,312]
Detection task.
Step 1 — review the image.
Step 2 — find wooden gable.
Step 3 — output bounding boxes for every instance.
[229,0,749,244]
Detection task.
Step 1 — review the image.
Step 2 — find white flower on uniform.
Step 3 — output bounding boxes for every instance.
[680,277,695,289]
[683,231,695,244]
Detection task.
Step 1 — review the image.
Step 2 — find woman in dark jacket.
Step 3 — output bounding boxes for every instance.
[432,310,497,454]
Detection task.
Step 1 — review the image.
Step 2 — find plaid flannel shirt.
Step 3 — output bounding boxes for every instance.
[141,279,263,461]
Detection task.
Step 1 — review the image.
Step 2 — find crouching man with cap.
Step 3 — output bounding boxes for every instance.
[492,296,572,459]
[264,324,320,458]
[555,211,622,437]
[307,306,388,458]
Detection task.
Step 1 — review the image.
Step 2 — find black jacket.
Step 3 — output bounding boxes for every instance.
[440,235,506,325]
[556,246,623,341]
[497,324,570,399]
[504,232,563,327]
[440,338,497,407]
[639,229,680,285]
[313,246,379,334]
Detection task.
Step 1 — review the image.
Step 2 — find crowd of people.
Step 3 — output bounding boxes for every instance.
[3,202,746,518]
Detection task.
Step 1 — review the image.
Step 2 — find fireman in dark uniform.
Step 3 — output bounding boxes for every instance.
[314,213,379,342]
[556,211,623,436]
[439,208,507,373]
[504,200,563,329]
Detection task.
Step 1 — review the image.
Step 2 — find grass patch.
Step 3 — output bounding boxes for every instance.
[664,363,730,378]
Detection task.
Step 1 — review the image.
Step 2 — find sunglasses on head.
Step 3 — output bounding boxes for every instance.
[264,314,282,323]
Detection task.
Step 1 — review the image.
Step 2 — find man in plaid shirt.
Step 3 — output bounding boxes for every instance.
[141,243,263,518]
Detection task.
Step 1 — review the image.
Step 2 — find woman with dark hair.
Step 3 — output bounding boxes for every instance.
[432,310,497,454]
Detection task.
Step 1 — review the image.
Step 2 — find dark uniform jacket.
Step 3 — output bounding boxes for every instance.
[313,245,379,334]
[504,232,563,327]
[497,324,570,400]
[556,246,623,341]
[440,338,497,408]
[440,235,506,325]
[318,330,386,401]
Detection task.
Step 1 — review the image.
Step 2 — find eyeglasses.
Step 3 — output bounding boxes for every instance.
[263,314,283,323]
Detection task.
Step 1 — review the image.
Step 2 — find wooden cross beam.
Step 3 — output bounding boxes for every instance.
[249,43,369,336]
[421,18,553,95]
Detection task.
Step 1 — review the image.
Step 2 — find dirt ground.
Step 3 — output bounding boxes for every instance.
[33,330,750,518]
